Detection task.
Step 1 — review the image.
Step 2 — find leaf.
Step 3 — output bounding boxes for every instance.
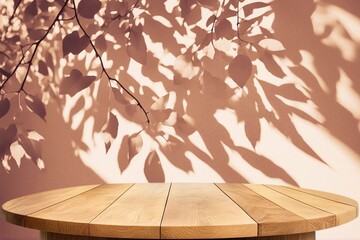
[150,94,170,111]
[0,98,10,119]
[28,28,44,41]
[228,54,253,88]
[18,133,42,159]
[144,151,165,182]
[206,15,216,27]
[0,124,17,157]
[25,94,46,121]
[78,0,102,19]
[95,34,107,52]
[24,0,38,22]
[174,115,196,136]
[277,83,308,102]
[62,31,89,57]
[245,118,261,149]
[258,38,285,52]
[101,112,119,153]
[38,60,48,75]
[128,132,143,161]
[127,25,147,64]
[59,69,97,96]
[215,19,233,40]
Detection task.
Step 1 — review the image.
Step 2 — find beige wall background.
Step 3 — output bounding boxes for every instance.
[1,0,359,239]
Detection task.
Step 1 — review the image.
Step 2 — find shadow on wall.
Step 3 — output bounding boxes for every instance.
[0,0,360,239]
[0,0,359,207]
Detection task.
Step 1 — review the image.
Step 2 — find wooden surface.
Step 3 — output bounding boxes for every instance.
[2,184,358,239]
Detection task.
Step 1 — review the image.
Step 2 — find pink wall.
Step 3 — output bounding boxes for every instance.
[1,0,360,239]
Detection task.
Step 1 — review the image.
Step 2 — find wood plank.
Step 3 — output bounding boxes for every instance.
[242,232,315,240]
[27,184,133,236]
[2,185,99,227]
[287,185,358,208]
[217,183,315,236]
[245,184,336,231]
[161,183,257,239]
[266,185,357,226]
[90,183,170,239]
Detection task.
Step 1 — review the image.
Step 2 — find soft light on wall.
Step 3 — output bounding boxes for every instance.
[0,0,359,239]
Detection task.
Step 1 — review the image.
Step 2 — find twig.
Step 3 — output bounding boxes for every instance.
[236,1,253,46]
[72,0,150,125]
[210,0,225,48]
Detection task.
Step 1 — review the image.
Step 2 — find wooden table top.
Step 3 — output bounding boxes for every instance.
[2,183,358,239]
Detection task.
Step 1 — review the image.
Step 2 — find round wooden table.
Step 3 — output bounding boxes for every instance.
[2,184,358,240]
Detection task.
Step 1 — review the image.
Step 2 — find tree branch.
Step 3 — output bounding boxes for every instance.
[72,0,150,125]
[0,0,70,93]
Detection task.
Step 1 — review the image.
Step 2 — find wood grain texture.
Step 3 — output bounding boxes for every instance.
[2,185,99,227]
[245,232,315,240]
[27,184,133,236]
[266,185,357,226]
[90,183,170,239]
[161,183,257,239]
[287,185,358,208]
[245,184,336,231]
[217,183,314,236]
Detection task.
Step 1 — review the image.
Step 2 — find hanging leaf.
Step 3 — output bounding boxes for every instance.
[38,60,49,76]
[0,124,17,157]
[215,19,233,40]
[62,31,89,57]
[228,54,253,88]
[24,0,38,22]
[277,83,308,102]
[59,69,97,96]
[78,0,102,19]
[206,15,216,27]
[25,94,46,121]
[127,24,147,64]
[144,151,165,182]
[18,133,42,159]
[0,98,10,119]
[101,112,118,153]
[95,35,107,52]
[245,118,261,149]
[28,28,44,41]
[174,116,196,136]
[128,132,143,161]
[258,38,285,52]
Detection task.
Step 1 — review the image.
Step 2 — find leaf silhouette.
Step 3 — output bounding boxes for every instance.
[0,98,10,118]
[59,69,97,96]
[18,133,42,159]
[128,132,143,161]
[144,151,165,182]
[228,54,253,88]
[215,18,233,40]
[258,38,285,52]
[78,0,102,19]
[25,94,46,121]
[62,31,89,57]
[127,24,147,64]
[95,34,107,52]
[38,60,48,76]
[277,83,308,102]
[0,124,17,157]
[102,112,119,153]
[245,117,261,149]
[28,28,44,41]
[24,0,38,22]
